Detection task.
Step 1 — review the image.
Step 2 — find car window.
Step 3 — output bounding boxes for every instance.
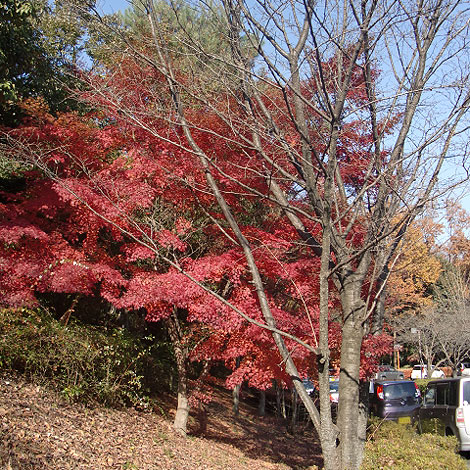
[449,381,458,406]
[383,382,416,399]
[329,381,339,392]
[425,386,436,405]
[463,381,470,404]
[436,383,448,405]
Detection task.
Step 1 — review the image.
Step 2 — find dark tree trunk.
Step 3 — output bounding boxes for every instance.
[258,389,266,417]
[290,387,298,433]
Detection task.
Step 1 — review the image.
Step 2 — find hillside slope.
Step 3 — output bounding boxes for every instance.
[0,374,321,470]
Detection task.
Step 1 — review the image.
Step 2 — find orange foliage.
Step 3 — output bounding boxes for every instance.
[387,217,442,314]
[445,202,470,281]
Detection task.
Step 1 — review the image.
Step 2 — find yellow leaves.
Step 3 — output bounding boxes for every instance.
[387,217,442,314]
[18,97,52,122]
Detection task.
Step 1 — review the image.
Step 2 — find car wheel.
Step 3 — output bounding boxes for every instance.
[446,428,454,437]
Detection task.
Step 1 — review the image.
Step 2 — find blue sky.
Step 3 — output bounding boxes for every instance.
[99,0,131,14]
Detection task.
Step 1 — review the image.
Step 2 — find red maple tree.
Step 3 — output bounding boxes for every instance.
[2,51,392,432]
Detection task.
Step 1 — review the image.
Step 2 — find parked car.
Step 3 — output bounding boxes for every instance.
[329,378,339,404]
[418,377,470,451]
[369,380,421,423]
[302,378,316,396]
[431,368,446,378]
[458,362,470,376]
[411,365,426,379]
[375,364,404,381]
[411,365,445,379]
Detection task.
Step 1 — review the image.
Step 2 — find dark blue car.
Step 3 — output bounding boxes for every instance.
[369,380,421,424]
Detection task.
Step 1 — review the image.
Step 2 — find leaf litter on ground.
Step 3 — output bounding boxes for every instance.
[0,373,322,470]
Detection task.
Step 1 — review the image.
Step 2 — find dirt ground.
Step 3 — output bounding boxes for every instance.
[0,373,322,470]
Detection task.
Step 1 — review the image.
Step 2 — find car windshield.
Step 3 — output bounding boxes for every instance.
[383,382,416,400]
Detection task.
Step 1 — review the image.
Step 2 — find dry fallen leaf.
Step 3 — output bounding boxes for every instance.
[0,373,322,470]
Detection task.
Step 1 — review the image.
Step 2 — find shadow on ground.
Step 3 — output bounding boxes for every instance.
[192,387,323,470]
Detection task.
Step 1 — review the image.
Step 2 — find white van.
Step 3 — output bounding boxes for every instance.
[419,377,470,451]
[411,365,445,379]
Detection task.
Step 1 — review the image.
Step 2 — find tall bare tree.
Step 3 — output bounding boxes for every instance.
[396,265,470,376]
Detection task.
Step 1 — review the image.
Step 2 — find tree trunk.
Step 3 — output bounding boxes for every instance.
[274,381,283,418]
[337,314,365,470]
[196,402,208,434]
[232,383,241,416]
[371,288,386,335]
[258,389,266,417]
[277,384,287,419]
[232,357,242,416]
[290,387,298,433]
[174,374,190,435]
[317,215,341,470]
[166,312,190,435]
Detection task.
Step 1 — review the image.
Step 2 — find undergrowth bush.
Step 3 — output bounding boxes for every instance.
[415,378,431,395]
[0,307,172,407]
[362,419,466,470]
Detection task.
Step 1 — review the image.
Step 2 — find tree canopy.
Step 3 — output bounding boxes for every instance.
[0,0,86,126]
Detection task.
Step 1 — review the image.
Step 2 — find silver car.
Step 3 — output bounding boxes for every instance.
[419,377,470,451]
[375,364,405,381]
